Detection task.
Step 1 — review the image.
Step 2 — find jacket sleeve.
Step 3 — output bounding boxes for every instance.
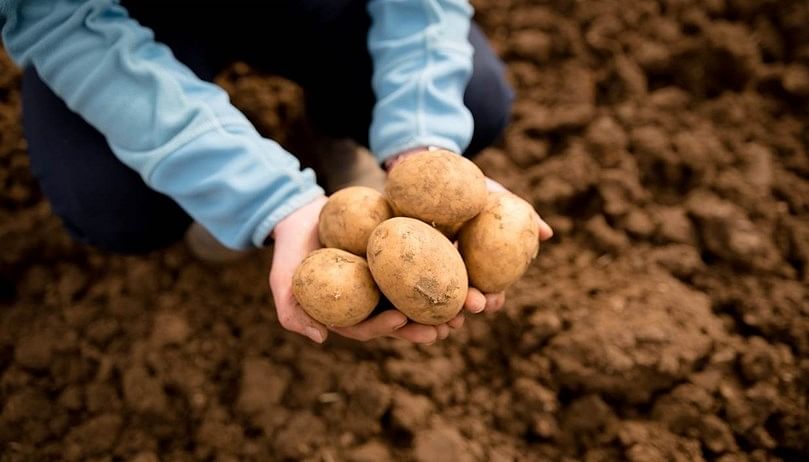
[0,0,323,249]
[367,0,475,162]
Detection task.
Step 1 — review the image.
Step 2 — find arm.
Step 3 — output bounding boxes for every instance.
[367,1,554,316]
[0,0,323,249]
[367,0,475,162]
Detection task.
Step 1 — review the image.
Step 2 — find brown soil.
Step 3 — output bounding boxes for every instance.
[2,0,809,460]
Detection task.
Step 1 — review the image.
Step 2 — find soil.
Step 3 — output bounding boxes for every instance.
[2,0,809,460]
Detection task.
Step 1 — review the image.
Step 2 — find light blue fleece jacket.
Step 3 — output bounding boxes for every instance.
[0,0,474,249]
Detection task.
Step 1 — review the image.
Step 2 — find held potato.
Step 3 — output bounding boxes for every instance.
[367,217,467,325]
[292,248,380,327]
[458,192,541,293]
[385,150,487,233]
[318,186,394,256]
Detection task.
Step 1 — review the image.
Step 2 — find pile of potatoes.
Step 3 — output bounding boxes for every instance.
[292,149,541,328]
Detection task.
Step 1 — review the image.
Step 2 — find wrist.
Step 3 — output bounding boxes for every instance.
[269,194,327,241]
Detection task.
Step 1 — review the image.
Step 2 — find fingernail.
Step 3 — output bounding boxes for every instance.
[472,301,485,313]
[393,320,408,330]
[305,327,324,344]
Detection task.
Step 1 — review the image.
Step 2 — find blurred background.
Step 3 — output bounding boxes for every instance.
[1,0,808,460]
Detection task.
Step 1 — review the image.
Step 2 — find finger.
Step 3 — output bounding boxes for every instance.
[276,297,329,343]
[485,292,506,313]
[391,323,438,344]
[485,177,508,192]
[483,176,551,241]
[331,310,408,341]
[437,324,450,340]
[448,313,465,329]
[533,212,553,241]
[465,287,486,313]
[538,217,553,240]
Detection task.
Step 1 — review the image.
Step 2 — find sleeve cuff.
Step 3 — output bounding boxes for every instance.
[251,186,325,247]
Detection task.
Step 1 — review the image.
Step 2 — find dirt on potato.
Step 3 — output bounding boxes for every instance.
[2,0,809,460]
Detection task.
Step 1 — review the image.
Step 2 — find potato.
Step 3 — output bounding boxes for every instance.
[367,217,467,325]
[458,192,540,293]
[318,186,393,256]
[292,248,380,327]
[385,150,487,234]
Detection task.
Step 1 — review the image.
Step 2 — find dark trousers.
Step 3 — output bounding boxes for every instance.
[21,1,514,254]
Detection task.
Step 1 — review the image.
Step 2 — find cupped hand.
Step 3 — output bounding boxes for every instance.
[466,176,553,314]
[269,195,462,344]
[385,150,553,317]
[269,195,330,343]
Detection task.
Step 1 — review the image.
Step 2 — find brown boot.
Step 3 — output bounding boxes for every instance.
[312,138,386,194]
[184,222,253,263]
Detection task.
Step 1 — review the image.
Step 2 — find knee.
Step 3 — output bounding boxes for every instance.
[57,209,190,255]
[464,36,515,156]
[22,65,192,254]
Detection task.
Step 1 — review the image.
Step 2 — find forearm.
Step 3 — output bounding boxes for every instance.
[367,0,475,162]
[1,0,322,248]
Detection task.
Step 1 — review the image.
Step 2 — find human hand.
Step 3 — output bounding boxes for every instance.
[385,150,553,315]
[269,195,463,344]
[269,195,330,343]
[466,177,553,313]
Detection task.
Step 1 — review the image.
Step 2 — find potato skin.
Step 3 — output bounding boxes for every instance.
[292,248,380,327]
[367,217,467,325]
[318,186,394,256]
[458,192,540,293]
[385,150,487,232]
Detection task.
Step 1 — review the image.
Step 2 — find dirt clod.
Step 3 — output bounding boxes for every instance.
[2,0,809,459]
[412,424,474,462]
